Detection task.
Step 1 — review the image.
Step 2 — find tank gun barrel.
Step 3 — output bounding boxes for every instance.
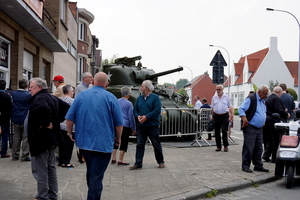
[148,67,183,79]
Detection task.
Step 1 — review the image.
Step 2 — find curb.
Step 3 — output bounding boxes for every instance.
[163,172,279,200]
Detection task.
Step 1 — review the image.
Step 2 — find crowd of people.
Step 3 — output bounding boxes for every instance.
[0,73,297,199]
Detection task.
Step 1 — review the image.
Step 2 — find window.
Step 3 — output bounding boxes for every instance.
[237,93,245,107]
[77,57,84,82]
[67,39,77,58]
[60,0,67,23]
[23,50,33,80]
[79,22,85,41]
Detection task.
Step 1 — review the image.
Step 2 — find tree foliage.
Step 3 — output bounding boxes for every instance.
[287,88,298,100]
[102,54,118,66]
[268,79,279,92]
[177,88,186,95]
[176,79,188,88]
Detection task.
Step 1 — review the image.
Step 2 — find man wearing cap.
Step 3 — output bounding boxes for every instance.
[52,75,66,98]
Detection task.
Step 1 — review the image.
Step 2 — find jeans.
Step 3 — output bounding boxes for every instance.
[81,149,111,200]
[135,126,164,168]
[1,122,10,155]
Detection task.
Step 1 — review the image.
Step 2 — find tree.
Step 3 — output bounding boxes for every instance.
[176,79,188,89]
[268,79,279,92]
[177,88,186,95]
[287,88,298,100]
[102,54,118,66]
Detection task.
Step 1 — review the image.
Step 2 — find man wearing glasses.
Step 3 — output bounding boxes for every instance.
[239,85,270,173]
[211,85,233,152]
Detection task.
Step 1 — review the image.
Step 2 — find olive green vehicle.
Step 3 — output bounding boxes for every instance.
[102,56,197,137]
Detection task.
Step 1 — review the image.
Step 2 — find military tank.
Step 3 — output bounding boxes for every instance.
[102,56,197,137]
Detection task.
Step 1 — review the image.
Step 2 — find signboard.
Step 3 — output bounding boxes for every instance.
[0,40,9,68]
[23,0,44,19]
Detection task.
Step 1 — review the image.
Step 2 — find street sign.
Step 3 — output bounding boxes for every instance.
[210,50,227,84]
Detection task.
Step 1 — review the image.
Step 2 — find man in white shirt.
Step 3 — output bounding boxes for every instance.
[194,95,202,109]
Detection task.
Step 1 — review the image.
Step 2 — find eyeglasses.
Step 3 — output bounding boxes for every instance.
[216,89,222,91]
[262,92,268,96]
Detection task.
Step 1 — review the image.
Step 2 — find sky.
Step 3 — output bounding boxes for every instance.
[76,0,300,85]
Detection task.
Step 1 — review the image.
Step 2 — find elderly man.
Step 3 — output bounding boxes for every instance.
[211,85,233,152]
[262,86,290,163]
[75,72,93,97]
[27,78,69,200]
[66,72,123,200]
[194,95,202,109]
[52,75,66,98]
[130,80,165,170]
[239,85,270,173]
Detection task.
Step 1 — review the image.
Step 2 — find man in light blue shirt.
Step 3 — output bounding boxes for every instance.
[66,72,123,200]
[238,85,269,173]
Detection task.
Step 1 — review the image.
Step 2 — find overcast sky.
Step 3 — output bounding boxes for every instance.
[77,0,300,84]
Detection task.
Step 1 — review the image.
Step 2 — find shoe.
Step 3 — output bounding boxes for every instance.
[118,161,130,165]
[129,165,142,170]
[12,157,19,161]
[111,159,116,164]
[159,163,165,168]
[61,164,75,168]
[242,168,253,173]
[254,167,269,172]
[262,157,271,162]
[206,138,212,140]
[224,147,228,152]
[21,157,31,162]
[215,148,221,151]
[1,154,10,158]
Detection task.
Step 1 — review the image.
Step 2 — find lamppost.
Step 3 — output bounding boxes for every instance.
[178,65,193,81]
[209,45,231,96]
[266,8,300,100]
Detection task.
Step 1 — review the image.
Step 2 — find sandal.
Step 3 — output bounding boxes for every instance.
[61,164,75,168]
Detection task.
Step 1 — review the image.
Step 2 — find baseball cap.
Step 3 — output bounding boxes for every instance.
[53,75,64,82]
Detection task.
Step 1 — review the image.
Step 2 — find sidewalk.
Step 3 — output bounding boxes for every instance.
[0,131,276,200]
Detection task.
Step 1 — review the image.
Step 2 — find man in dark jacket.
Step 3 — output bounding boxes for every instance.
[0,79,12,158]
[262,86,290,163]
[27,78,69,200]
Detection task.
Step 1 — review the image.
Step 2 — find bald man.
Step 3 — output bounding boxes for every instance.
[66,72,124,199]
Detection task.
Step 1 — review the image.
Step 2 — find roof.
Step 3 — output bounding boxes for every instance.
[285,61,298,86]
[233,48,269,85]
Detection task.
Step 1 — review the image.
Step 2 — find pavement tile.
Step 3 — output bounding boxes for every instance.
[0,131,276,200]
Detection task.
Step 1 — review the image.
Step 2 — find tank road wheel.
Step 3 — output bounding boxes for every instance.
[286,164,294,189]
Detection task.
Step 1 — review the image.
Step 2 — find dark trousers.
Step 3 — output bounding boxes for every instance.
[114,127,131,152]
[1,122,10,155]
[262,116,279,162]
[58,130,74,165]
[31,146,58,200]
[135,126,164,168]
[213,113,229,148]
[242,125,264,169]
[81,149,111,200]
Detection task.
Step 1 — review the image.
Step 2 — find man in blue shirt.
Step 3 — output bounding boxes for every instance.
[66,72,123,200]
[11,78,31,161]
[130,80,165,170]
[238,85,269,173]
